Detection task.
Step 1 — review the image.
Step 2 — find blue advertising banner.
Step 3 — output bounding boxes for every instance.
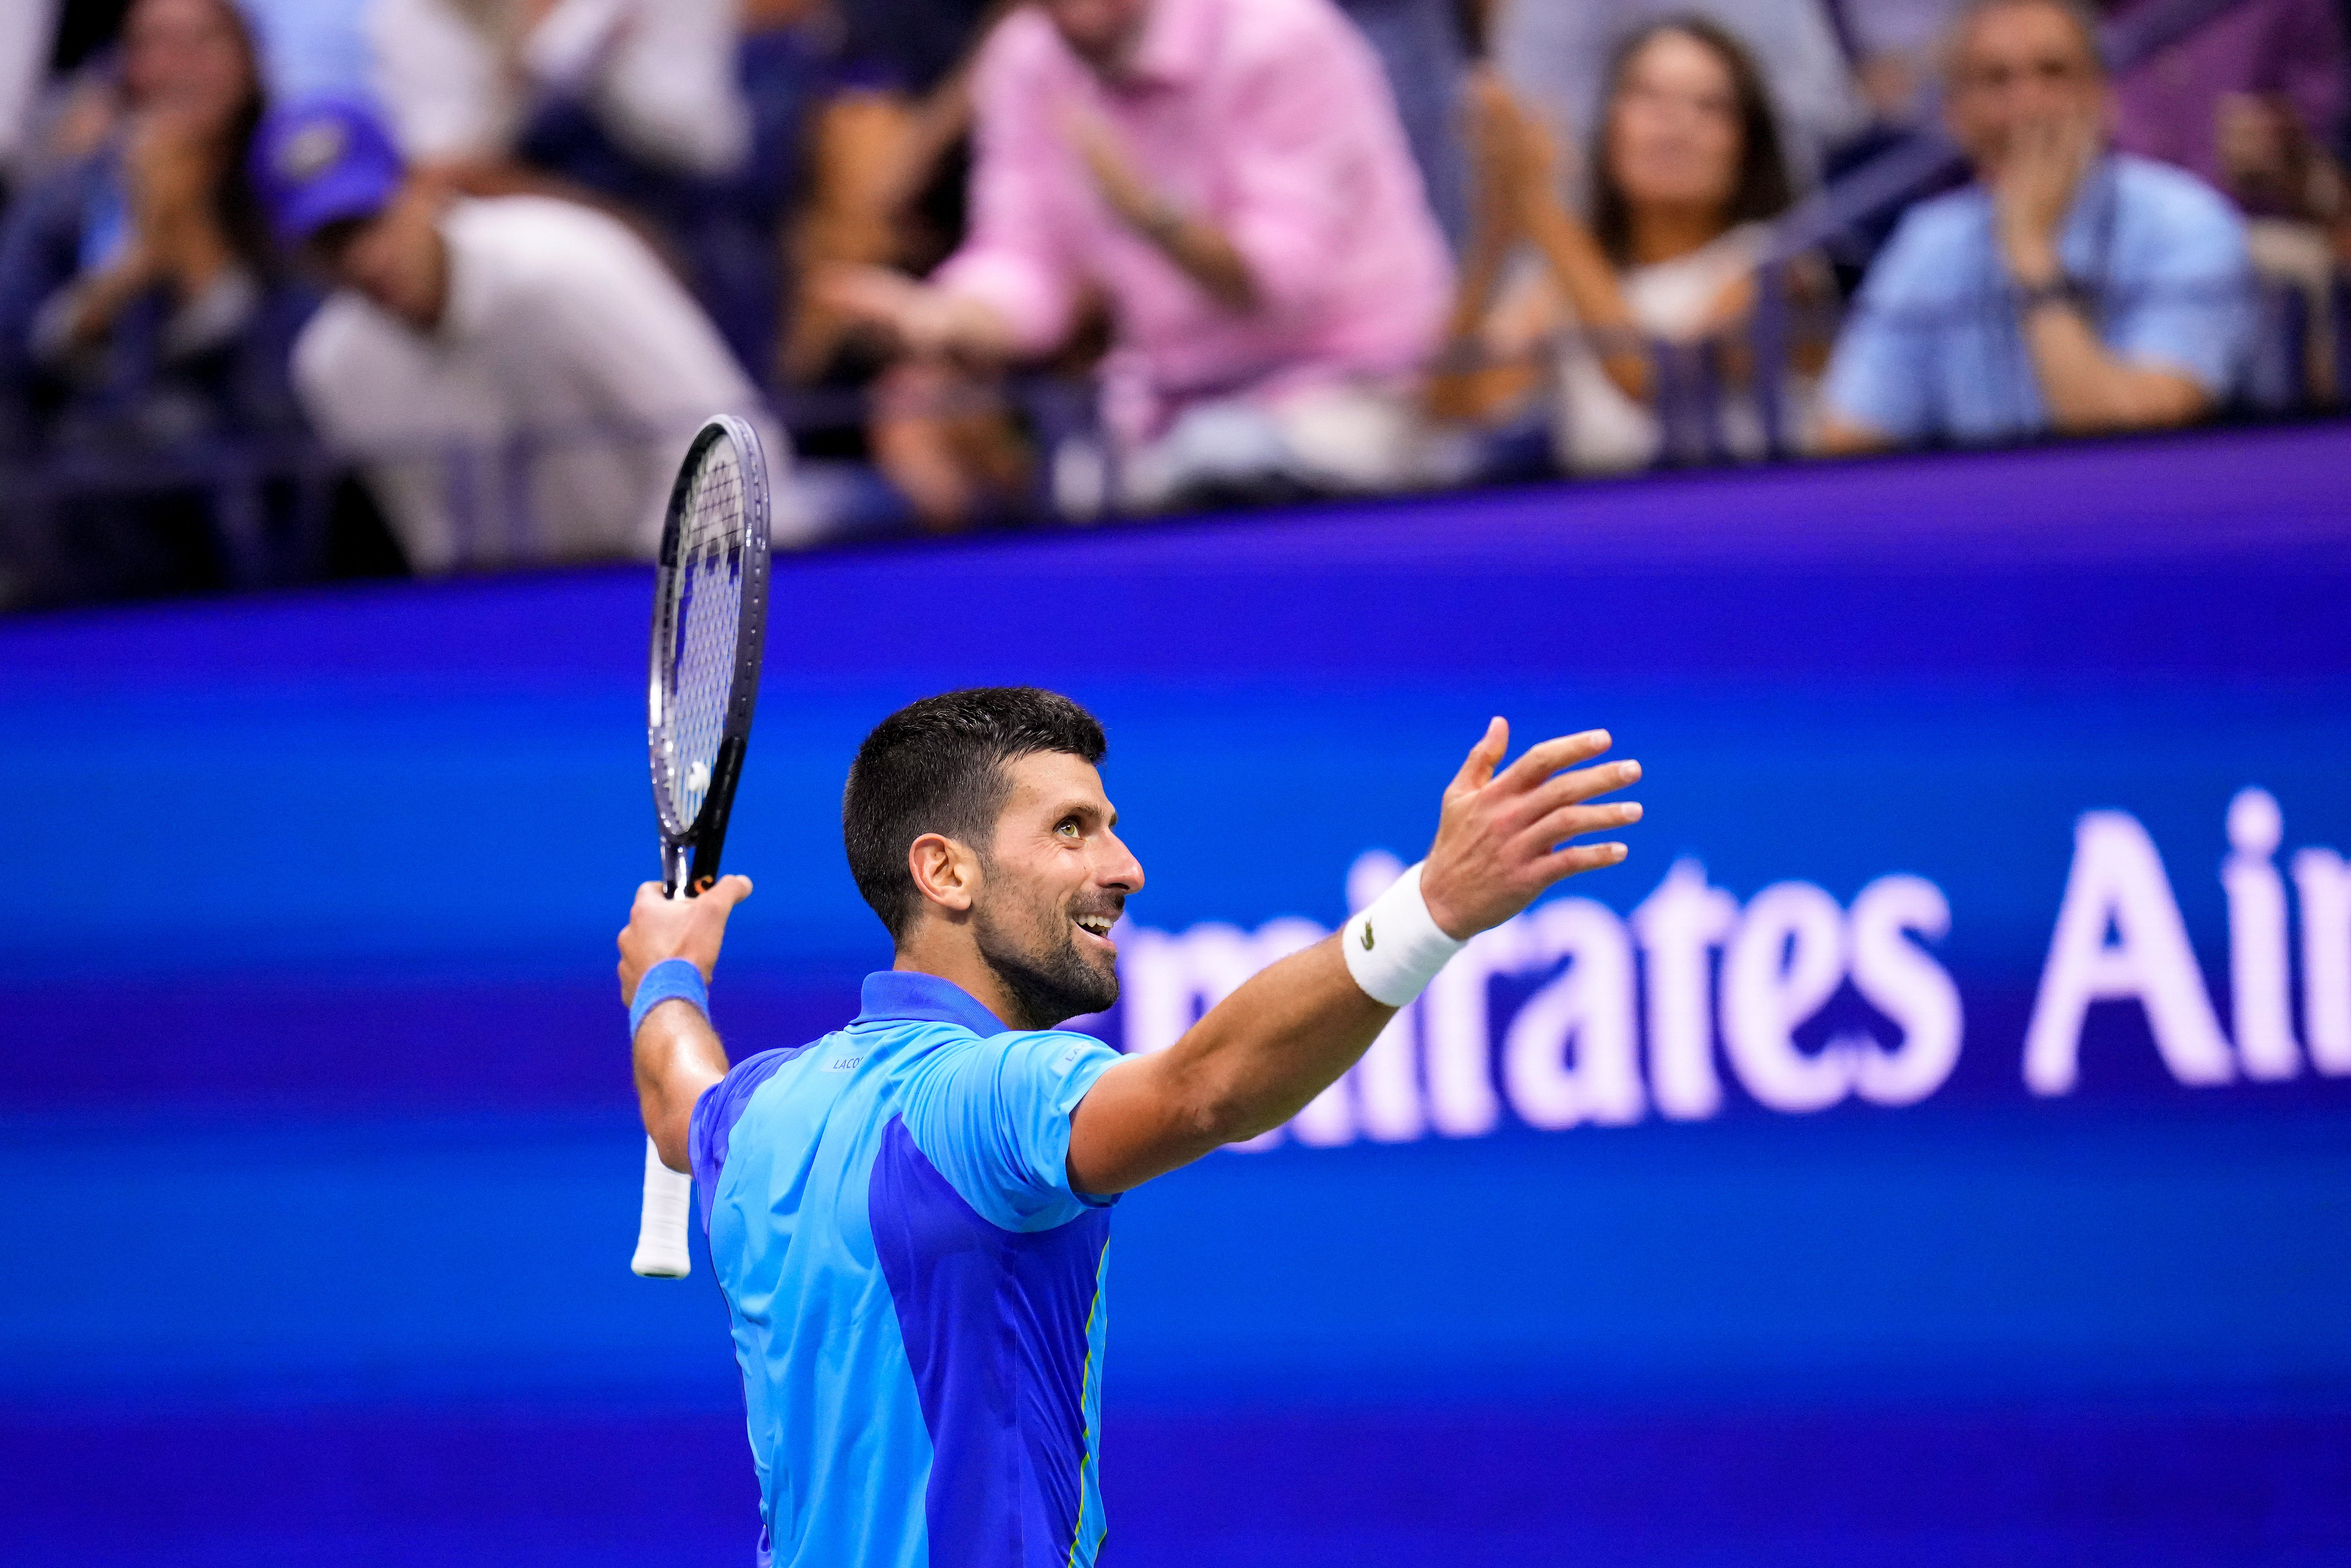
[2,423,2347,1565]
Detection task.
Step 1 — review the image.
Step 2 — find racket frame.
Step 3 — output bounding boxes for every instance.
[647,415,772,900]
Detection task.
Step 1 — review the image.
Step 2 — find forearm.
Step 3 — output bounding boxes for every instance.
[1067,723,1638,1197]
[633,1000,729,1171]
[1522,200,1650,402]
[1170,937,1392,1140]
[1444,197,1521,345]
[2021,303,2207,431]
[926,291,1025,361]
[64,255,155,345]
[1070,938,1390,1193]
[156,216,235,302]
[1137,208,1255,312]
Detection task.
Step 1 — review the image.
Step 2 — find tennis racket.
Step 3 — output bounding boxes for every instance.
[632,415,772,1279]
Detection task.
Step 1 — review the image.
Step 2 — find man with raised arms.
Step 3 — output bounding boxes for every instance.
[618,687,1642,1566]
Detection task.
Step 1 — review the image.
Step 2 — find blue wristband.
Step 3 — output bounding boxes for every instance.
[630,958,710,1039]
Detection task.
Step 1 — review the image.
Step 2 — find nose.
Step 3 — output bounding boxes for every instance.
[1097,826,1145,896]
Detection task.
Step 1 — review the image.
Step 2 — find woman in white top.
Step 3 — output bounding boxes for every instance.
[1434,18,1823,474]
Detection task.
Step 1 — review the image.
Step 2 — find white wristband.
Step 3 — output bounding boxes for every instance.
[1340,861,1465,1008]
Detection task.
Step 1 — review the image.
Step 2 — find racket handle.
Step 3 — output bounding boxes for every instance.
[631,1135,694,1278]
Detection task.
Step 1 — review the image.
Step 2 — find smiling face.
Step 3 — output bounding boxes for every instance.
[1603,28,1746,223]
[969,750,1144,1028]
[123,0,256,138]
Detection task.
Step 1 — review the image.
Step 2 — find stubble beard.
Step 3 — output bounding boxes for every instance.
[973,889,1121,1030]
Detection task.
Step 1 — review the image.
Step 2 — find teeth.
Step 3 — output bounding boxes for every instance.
[1075,916,1114,937]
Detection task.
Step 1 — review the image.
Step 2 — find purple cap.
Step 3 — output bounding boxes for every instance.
[249,97,405,248]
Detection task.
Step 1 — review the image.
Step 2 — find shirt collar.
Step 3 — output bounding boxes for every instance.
[853,970,1010,1035]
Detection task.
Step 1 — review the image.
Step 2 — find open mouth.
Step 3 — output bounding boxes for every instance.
[1072,912,1118,949]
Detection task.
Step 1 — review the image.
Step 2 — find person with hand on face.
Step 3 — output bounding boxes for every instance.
[1820,0,2255,451]
[617,687,1642,1567]
[817,0,1452,526]
[253,97,777,574]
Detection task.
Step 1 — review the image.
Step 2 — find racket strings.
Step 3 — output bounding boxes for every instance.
[660,444,746,827]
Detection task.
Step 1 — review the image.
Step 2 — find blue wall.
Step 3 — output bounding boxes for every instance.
[4,425,2349,1565]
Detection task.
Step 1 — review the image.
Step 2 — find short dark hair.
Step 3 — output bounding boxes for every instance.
[1946,0,2107,79]
[842,687,1108,939]
[1588,17,1795,269]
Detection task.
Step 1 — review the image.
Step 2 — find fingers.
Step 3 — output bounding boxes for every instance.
[1446,716,1509,795]
[1521,797,1643,853]
[1538,841,1632,883]
[1494,728,1613,792]
[708,874,755,908]
[1516,757,1643,820]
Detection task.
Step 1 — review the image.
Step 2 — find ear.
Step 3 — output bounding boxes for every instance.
[906,832,983,917]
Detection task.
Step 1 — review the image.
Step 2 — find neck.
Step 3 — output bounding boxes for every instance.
[1627,204,1728,267]
[1073,12,1149,80]
[892,927,1031,1031]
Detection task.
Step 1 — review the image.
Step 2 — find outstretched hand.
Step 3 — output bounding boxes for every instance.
[617,875,754,1006]
[1418,719,1641,940]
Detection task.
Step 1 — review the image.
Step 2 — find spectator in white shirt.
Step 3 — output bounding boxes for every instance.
[251,97,782,572]
[366,0,790,379]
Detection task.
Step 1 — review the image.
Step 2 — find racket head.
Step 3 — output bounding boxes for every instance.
[648,415,771,895]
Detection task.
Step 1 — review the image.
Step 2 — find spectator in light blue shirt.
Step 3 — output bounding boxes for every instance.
[1821,0,2254,451]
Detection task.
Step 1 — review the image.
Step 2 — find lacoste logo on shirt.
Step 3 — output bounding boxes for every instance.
[825,1055,862,1072]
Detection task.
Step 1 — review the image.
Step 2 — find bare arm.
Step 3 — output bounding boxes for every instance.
[617,875,752,1170]
[63,117,239,348]
[1520,195,1651,404]
[1428,69,1543,424]
[2013,292,2209,432]
[814,263,1026,363]
[1069,113,1255,311]
[1067,721,1643,1194]
[1459,74,1649,405]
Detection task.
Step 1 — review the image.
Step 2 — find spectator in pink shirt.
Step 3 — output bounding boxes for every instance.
[825,0,1453,524]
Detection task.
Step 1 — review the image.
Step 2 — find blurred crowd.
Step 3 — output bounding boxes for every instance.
[0,0,2345,604]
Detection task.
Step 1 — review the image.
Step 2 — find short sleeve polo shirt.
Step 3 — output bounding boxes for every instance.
[1824,153,2255,445]
[688,971,1124,1568]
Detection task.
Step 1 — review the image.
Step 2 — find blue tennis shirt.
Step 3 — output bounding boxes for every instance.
[688,970,1126,1567]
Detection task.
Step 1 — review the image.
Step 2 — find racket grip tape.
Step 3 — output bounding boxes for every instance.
[686,736,748,895]
[630,1134,695,1278]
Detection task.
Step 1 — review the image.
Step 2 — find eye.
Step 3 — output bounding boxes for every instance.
[1056,818,1083,839]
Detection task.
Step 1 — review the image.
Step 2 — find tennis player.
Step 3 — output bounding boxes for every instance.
[618,687,1641,1566]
